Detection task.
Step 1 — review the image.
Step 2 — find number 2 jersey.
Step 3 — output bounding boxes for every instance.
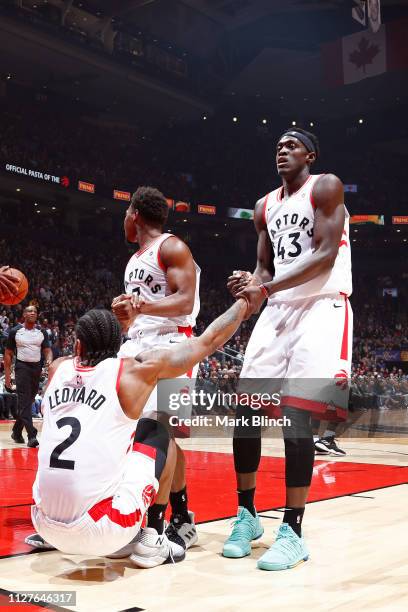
[124,233,201,338]
[264,174,352,301]
[33,357,136,523]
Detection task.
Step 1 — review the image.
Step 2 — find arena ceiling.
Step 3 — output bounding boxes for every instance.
[1,0,408,122]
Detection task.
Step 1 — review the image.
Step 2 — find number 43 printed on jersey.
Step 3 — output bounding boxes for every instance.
[274,232,302,260]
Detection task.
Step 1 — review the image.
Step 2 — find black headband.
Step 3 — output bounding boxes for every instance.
[281,131,317,155]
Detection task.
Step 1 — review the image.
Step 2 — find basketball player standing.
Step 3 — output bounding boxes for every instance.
[112,186,200,566]
[223,128,352,570]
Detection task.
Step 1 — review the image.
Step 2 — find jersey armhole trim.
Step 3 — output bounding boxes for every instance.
[310,173,326,209]
[157,233,174,272]
[262,193,270,226]
[116,358,124,394]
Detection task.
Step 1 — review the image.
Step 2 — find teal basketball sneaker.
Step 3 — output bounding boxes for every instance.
[257,523,309,570]
[222,506,264,558]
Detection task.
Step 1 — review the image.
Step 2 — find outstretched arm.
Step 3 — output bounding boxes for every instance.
[141,298,248,380]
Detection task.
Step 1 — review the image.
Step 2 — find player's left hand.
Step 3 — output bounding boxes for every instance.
[112,294,141,328]
[236,285,267,318]
[227,270,253,297]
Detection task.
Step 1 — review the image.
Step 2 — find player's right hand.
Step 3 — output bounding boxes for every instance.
[227,270,253,297]
[0,266,19,295]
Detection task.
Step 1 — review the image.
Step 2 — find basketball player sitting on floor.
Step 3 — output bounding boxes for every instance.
[27,299,253,561]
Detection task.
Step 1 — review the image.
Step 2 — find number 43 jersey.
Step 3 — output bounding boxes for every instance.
[264,174,352,301]
[33,357,136,523]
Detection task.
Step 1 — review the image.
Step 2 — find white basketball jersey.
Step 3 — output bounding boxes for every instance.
[33,357,136,522]
[124,233,201,338]
[264,174,352,301]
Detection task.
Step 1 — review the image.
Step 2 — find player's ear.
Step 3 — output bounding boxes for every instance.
[307,151,316,166]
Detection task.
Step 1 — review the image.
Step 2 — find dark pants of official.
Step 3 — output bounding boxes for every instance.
[13,361,41,439]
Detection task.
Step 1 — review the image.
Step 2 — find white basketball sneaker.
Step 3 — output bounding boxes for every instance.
[130,525,185,568]
[167,511,198,549]
[25,533,55,550]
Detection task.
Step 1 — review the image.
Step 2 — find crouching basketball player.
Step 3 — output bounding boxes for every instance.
[30,298,252,560]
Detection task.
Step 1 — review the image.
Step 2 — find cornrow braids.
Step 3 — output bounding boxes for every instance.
[75,309,122,367]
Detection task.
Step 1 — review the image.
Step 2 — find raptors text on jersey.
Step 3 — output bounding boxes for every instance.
[124,233,200,337]
[264,174,352,301]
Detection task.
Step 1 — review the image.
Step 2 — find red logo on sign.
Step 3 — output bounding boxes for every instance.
[61,176,70,188]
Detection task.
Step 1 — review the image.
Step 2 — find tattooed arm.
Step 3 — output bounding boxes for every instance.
[140,298,248,380]
[117,298,249,419]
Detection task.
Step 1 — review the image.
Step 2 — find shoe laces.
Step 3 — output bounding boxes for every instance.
[166,523,186,549]
[228,511,255,542]
[274,525,301,554]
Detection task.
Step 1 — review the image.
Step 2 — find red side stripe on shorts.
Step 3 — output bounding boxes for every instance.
[177,326,193,377]
[132,442,156,460]
[88,496,142,527]
[340,295,349,361]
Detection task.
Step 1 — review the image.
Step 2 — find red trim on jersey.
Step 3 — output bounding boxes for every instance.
[135,235,163,258]
[339,228,348,248]
[310,174,326,210]
[116,358,124,394]
[340,295,349,361]
[132,442,157,460]
[262,193,270,225]
[88,496,142,527]
[156,233,175,272]
[277,186,284,202]
[279,174,313,203]
[157,247,166,272]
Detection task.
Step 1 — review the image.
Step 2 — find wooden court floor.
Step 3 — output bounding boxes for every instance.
[0,420,407,612]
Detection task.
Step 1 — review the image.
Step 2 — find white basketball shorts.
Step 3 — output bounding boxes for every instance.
[240,293,353,421]
[31,444,159,557]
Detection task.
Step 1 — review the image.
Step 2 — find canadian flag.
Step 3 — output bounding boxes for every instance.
[322,18,408,86]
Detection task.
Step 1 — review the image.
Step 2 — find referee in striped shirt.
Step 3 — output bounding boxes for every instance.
[4,305,52,447]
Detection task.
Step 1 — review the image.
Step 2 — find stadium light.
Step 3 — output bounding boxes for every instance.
[262,119,267,124]
[233,117,238,123]
[359,118,364,124]
[292,121,296,126]
[310,122,314,127]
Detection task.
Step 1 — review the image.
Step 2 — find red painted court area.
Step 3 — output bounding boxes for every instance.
[0,447,407,557]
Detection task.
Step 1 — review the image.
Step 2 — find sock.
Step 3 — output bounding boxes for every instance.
[313,435,319,442]
[283,507,305,537]
[147,503,167,534]
[170,486,190,523]
[323,429,336,440]
[237,488,256,517]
